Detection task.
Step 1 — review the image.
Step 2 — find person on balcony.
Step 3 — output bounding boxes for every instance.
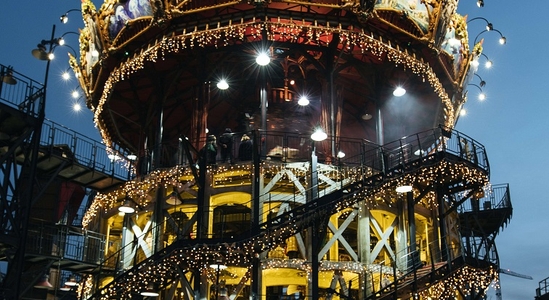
[238,134,253,161]
[219,128,234,164]
[200,135,218,165]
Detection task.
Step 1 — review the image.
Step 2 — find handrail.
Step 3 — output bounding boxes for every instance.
[458,183,511,213]
[369,236,464,297]
[86,126,491,298]
[24,221,105,265]
[37,119,133,181]
[0,63,45,117]
[98,126,490,260]
[0,63,133,183]
[195,126,488,175]
[538,276,549,298]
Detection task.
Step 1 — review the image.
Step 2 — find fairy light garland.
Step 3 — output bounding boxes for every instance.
[82,160,360,228]
[89,20,456,149]
[335,160,489,214]
[418,265,497,298]
[72,5,492,298]
[80,275,94,299]
[84,154,488,230]
[86,160,489,298]
[82,165,191,227]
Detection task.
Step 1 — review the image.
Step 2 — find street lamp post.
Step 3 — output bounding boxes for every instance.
[33,24,57,119]
[310,128,327,200]
[7,24,57,299]
[308,128,327,300]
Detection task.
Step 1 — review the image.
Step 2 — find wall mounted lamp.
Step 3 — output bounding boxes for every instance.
[474,29,506,46]
[474,73,486,88]
[60,9,81,24]
[479,53,492,68]
[0,66,17,85]
[34,274,53,289]
[467,17,493,31]
[468,84,486,101]
[471,53,493,69]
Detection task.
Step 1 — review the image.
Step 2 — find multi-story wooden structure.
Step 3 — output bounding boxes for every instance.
[0,0,513,299]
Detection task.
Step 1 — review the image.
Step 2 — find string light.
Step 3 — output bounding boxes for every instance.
[82,146,490,298]
[72,7,491,299]
[79,20,459,149]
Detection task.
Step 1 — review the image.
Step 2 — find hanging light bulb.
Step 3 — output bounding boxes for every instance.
[141,283,159,297]
[34,274,53,289]
[256,52,270,66]
[393,86,406,97]
[217,79,229,90]
[65,275,78,286]
[118,198,135,213]
[166,190,182,205]
[311,128,327,141]
[396,185,413,193]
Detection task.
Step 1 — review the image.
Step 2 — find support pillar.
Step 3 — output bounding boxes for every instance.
[251,130,261,300]
[396,195,407,270]
[357,204,371,297]
[407,191,417,266]
[437,184,449,264]
[307,148,321,300]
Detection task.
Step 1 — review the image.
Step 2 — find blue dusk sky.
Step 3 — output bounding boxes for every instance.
[0,1,545,299]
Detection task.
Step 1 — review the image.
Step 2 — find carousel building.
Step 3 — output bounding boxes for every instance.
[0,0,513,299]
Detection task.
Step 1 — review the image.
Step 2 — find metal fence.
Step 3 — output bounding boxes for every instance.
[0,64,45,117]
[25,222,105,265]
[39,120,132,181]
[250,126,489,175]
[0,64,132,182]
[458,183,511,213]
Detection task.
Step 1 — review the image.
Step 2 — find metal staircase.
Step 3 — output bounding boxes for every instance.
[0,64,510,299]
[89,126,498,298]
[0,64,132,299]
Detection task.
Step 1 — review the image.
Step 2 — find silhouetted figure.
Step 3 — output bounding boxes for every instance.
[219,128,233,163]
[200,135,218,165]
[238,134,253,161]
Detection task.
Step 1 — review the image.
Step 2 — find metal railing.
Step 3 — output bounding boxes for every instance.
[458,183,512,213]
[0,64,44,117]
[88,128,491,298]
[251,126,488,175]
[0,64,133,183]
[39,119,132,181]
[362,126,489,175]
[25,221,105,265]
[538,277,549,298]
[367,236,463,298]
